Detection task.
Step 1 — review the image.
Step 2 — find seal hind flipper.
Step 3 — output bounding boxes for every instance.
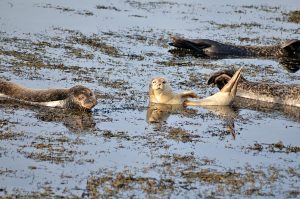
[169,36,249,56]
[208,68,300,107]
[185,67,243,106]
[207,69,239,90]
[169,36,213,54]
[220,67,242,97]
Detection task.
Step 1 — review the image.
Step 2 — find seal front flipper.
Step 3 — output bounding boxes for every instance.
[180,91,198,99]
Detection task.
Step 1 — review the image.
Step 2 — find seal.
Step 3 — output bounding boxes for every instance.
[169,36,300,58]
[0,79,97,110]
[149,67,242,106]
[207,69,300,107]
[149,77,198,104]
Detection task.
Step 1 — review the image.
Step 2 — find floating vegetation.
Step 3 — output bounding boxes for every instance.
[86,173,174,198]
[0,131,24,140]
[96,5,121,12]
[42,4,94,16]
[0,0,299,198]
[288,10,300,23]
[64,45,94,59]
[102,130,131,140]
[247,141,300,153]
[17,136,85,164]
[181,167,281,197]
[72,35,120,57]
[168,127,200,142]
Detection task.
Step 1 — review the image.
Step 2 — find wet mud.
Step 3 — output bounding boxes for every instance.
[0,0,300,198]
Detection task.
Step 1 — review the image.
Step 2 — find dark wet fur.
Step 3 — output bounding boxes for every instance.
[170,36,300,58]
[0,79,97,110]
[0,79,69,102]
[278,58,300,73]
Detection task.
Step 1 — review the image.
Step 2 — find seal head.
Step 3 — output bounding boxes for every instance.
[67,85,97,110]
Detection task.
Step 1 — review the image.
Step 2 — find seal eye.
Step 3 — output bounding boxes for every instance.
[89,92,93,97]
[152,80,156,84]
[162,80,166,84]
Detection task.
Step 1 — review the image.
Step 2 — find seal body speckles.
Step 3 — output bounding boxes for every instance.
[237,81,300,107]
[240,45,280,57]
[208,70,300,107]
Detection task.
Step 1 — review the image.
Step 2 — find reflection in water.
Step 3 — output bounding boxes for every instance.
[147,103,238,139]
[36,109,96,133]
[0,98,96,133]
[201,105,238,118]
[146,103,186,124]
[202,105,238,140]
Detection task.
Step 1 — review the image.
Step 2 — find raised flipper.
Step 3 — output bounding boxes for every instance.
[185,67,242,106]
[280,40,300,58]
[207,69,246,90]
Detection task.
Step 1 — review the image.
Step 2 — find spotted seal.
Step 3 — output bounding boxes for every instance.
[169,36,300,58]
[207,70,300,107]
[0,79,97,110]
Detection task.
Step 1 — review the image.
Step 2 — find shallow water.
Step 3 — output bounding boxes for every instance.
[0,0,300,198]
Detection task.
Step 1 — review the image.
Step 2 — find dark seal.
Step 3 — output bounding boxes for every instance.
[169,36,300,58]
[0,79,97,110]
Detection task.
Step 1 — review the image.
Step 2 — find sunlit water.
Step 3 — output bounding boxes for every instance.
[0,0,299,197]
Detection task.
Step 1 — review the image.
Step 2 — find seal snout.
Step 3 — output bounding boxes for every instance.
[83,93,98,110]
[151,77,167,91]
